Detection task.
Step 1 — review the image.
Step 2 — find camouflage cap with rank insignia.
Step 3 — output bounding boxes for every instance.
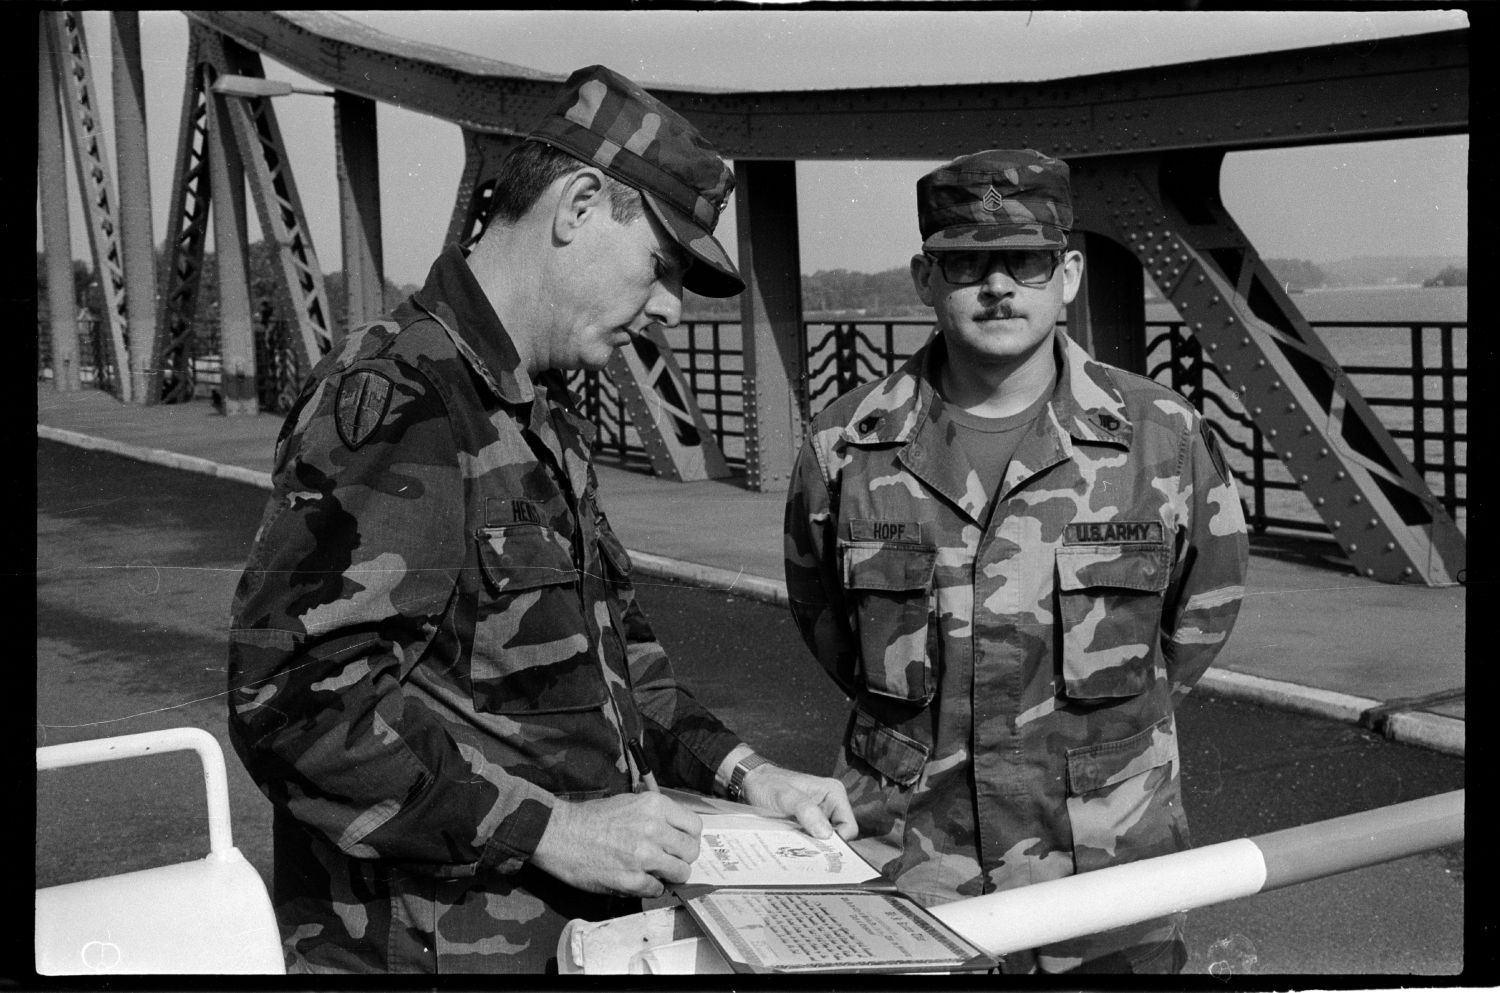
[917,148,1073,252]
[526,64,744,298]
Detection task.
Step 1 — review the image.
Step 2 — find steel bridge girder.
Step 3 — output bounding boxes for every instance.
[1074,154,1464,586]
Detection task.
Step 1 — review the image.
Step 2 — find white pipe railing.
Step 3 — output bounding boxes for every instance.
[931,789,1463,957]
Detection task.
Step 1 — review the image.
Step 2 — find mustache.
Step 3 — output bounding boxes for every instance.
[975,306,1017,320]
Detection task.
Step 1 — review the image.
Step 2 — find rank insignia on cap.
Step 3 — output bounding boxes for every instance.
[981,186,1006,212]
[335,369,394,451]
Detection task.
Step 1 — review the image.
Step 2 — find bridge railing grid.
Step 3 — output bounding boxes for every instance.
[38,313,1466,537]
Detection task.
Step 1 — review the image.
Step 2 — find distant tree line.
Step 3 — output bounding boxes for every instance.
[1422,266,1466,288]
[37,243,419,347]
[1263,258,1329,291]
[687,266,926,319]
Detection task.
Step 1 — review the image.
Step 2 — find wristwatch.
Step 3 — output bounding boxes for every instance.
[727,753,773,803]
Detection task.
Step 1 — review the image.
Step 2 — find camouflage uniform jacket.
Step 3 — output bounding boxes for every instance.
[784,330,1247,967]
[228,245,743,973]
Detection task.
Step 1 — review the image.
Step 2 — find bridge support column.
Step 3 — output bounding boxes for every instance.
[1069,231,1146,374]
[336,93,384,331]
[447,130,521,249]
[1073,152,1464,585]
[206,81,257,416]
[38,23,79,392]
[111,12,162,405]
[734,159,807,493]
[47,11,132,401]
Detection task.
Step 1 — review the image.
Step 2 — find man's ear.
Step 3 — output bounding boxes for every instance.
[910,253,937,306]
[1059,249,1085,306]
[552,167,608,245]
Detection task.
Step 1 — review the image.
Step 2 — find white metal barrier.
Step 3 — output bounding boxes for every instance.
[35,727,285,975]
[560,790,1464,974]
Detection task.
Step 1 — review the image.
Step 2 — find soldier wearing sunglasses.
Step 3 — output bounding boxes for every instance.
[784,149,1249,974]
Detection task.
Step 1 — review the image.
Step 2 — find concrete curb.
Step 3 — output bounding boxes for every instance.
[38,424,1463,758]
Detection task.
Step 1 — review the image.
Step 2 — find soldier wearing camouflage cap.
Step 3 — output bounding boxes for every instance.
[784,149,1249,973]
[228,64,853,974]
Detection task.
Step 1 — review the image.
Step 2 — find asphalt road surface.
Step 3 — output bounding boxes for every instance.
[35,439,1472,979]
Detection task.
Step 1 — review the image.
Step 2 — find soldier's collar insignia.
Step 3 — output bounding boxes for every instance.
[981,186,1006,212]
[335,369,395,451]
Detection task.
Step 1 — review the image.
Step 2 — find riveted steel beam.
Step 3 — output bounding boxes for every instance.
[446,130,521,250]
[38,21,80,392]
[187,12,1463,160]
[111,13,163,405]
[193,27,334,374]
[1074,152,1465,586]
[735,159,809,493]
[606,326,731,483]
[46,10,132,401]
[158,29,215,404]
[335,93,384,332]
[205,63,257,416]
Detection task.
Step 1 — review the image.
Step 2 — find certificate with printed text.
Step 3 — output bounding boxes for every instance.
[659,788,886,889]
[680,887,997,974]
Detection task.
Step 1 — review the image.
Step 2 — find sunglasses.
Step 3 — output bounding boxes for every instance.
[924,249,1062,287]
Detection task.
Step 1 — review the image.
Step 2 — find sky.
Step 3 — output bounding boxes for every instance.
[43,9,1469,288]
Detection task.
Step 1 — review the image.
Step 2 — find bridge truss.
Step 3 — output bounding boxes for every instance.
[36,11,1467,584]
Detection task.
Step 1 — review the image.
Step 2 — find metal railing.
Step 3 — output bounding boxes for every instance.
[40,313,1466,535]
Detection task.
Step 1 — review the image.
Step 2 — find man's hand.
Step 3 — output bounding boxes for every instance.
[530,793,702,897]
[742,765,858,841]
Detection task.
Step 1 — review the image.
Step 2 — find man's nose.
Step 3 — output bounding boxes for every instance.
[978,259,1018,295]
[648,283,683,328]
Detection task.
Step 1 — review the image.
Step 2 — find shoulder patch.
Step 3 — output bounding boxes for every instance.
[335,369,395,451]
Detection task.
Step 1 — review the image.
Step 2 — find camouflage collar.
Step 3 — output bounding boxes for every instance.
[412,244,534,406]
[838,329,1133,449]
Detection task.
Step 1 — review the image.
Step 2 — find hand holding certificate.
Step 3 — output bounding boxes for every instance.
[658,789,996,974]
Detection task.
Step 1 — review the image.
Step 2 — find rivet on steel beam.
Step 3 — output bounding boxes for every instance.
[1286,403,1297,413]
[1240,337,1250,348]
[1255,359,1266,369]
[1226,316,1237,325]
[1270,380,1281,389]
[1365,568,1375,577]
[1283,452,1293,461]
[1195,322,1205,331]
[1332,519,1342,529]
[1303,425,1314,435]
[1348,543,1358,553]
[1352,494,1363,504]
[1315,497,1325,506]
[1403,566,1414,577]
[1207,341,1217,351]
[1252,407,1262,416]
[1319,447,1329,457]
[1300,474,1310,483]
[1267,429,1277,439]
[1370,518,1380,529]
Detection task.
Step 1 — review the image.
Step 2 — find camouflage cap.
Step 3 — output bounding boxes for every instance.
[527,65,744,298]
[917,148,1073,252]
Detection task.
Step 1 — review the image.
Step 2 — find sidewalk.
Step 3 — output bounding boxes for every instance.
[35,384,1465,756]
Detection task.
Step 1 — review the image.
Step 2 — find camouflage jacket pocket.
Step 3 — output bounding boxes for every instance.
[1055,543,1170,701]
[840,541,937,704]
[846,707,930,787]
[471,524,606,713]
[1064,715,1187,874]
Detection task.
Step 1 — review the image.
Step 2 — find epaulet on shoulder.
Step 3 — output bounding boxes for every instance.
[337,319,405,364]
[1104,364,1197,421]
[811,378,885,430]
